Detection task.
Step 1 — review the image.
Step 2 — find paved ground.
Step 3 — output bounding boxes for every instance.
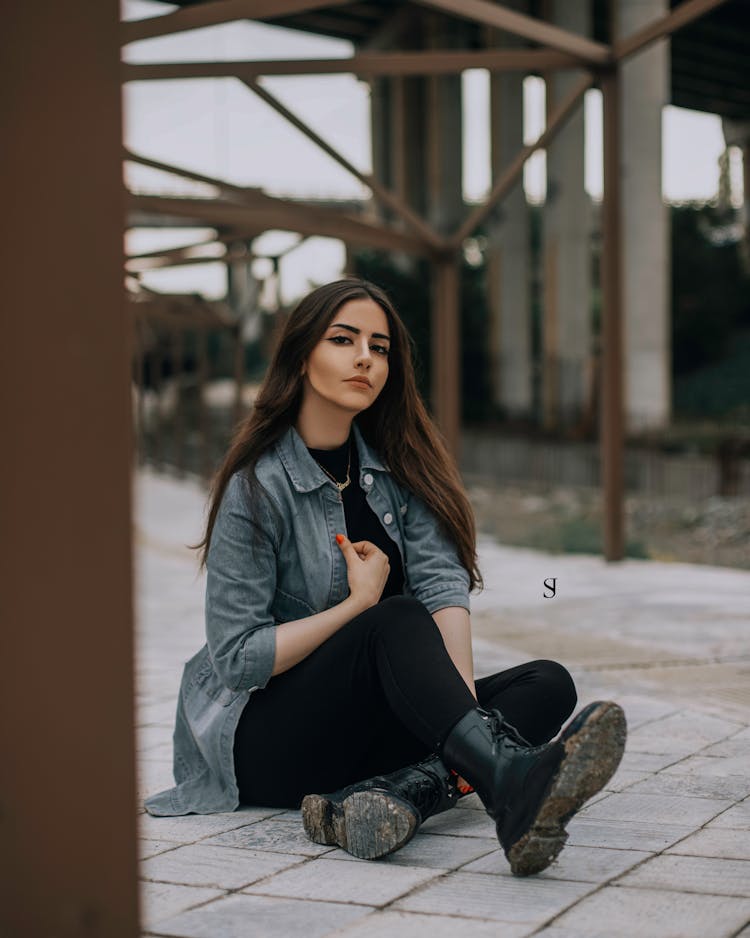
[134,466,750,938]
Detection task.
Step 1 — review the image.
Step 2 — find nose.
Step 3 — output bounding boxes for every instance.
[353,340,373,367]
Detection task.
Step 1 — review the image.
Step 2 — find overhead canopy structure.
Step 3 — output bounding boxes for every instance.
[122,0,746,561]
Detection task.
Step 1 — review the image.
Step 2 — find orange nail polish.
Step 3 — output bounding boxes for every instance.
[336,534,344,544]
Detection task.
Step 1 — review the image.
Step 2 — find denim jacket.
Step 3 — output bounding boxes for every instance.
[144,419,471,816]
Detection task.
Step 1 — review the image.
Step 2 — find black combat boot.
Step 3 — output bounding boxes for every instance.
[301,753,463,860]
[441,700,627,876]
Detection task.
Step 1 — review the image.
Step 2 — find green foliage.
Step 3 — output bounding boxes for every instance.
[671,204,750,376]
[352,249,496,423]
[674,329,750,419]
[524,516,648,559]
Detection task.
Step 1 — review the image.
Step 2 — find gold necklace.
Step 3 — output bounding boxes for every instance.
[313,437,352,492]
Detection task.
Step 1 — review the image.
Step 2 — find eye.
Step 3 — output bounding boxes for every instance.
[329,336,389,356]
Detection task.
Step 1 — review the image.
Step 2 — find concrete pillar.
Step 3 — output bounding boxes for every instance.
[543,0,593,430]
[365,10,465,455]
[722,119,750,268]
[368,10,464,237]
[226,240,262,342]
[616,0,671,431]
[486,20,533,420]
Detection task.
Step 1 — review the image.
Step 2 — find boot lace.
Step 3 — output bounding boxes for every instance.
[407,772,443,816]
[480,707,534,750]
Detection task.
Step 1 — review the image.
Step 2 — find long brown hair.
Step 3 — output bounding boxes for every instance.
[191,277,483,594]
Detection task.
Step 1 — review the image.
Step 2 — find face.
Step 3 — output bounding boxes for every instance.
[300,298,390,412]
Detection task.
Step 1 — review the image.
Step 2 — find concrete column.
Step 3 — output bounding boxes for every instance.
[722,119,750,267]
[616,0,671,431]
[543,0,593,430]
[486,20,532,420]
[226,240,262,342]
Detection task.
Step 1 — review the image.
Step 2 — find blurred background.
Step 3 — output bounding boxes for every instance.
[123,0,750,569]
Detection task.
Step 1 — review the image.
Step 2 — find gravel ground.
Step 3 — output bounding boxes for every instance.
[464,475,750,570]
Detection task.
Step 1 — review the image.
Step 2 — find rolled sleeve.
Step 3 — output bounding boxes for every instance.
[205,472,278,691]
[401,489,471,614]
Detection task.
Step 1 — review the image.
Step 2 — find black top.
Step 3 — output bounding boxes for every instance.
[306,429,405,601]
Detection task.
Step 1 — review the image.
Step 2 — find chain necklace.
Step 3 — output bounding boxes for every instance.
[312,436,352,492]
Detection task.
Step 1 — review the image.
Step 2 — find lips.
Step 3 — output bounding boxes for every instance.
[345,378,371,388]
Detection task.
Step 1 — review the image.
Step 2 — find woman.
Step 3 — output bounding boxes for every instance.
[144,278,626,877]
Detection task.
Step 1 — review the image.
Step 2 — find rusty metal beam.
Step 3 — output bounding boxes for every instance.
[121,0,353,45]
[128,237,228,263]
[122,48,582,82]
[600,69,624,562]
[450,71,593,249]
[126,192,431,256]
[1,0,139,933]
[124,147,263,206]
[128,233,306,268]
[241,78,446,252]
[613,0,734,63]
[127,249,251,272]
[431,253,462,462]
[414,0,611,65]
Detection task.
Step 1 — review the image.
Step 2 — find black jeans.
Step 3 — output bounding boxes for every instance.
[233,595,577,808]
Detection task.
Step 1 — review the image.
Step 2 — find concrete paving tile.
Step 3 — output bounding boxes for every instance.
[618,751,683,773]
[244,856,440,906]
[461,845,649,883]
[566,817,693,852]
[455,792,484,810]
[699,738,750,759]
[664,754,750,777]
[602,768,651,793]
[626,711,742,756]
[148,893,371,938]
[140,843,302,889]
[604,696,678,730]
[138,807,284,842]
[576,792,731,827]
[324,834,499,870]
[138,763,175,795]
[139,881,224,929]
[137,724,175,753]
[627,771,750,801]
[202,818,334,857]
[616,854,750,897]
[545,885,750,938]
[139,838,182,860]
[392,871,595,924]
[136,700,179,726]
[419,807,497,837]
[330,909,534,937]
[667,827,750,861]
[706,799,750,830]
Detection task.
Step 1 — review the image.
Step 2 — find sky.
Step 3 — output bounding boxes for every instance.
[122,0,742,304]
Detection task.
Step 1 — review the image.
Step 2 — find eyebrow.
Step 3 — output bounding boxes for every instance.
[329,323,391,343]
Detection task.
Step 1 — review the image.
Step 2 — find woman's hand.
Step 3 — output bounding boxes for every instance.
[336,534,390,611]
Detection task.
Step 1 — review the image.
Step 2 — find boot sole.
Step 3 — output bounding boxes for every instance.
[301,790,419,860]
[506,701,627,877]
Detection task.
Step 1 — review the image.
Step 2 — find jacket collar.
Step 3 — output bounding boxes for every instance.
[276,419,387,493]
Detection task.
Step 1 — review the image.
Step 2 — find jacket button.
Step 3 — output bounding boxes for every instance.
[383,512,393,524]
[363,473,373,486]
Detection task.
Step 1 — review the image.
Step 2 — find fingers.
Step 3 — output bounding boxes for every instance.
[349,540,379,557]
[337,536,388,566]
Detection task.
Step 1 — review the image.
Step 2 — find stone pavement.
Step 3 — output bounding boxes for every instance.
[134,467,750,938]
